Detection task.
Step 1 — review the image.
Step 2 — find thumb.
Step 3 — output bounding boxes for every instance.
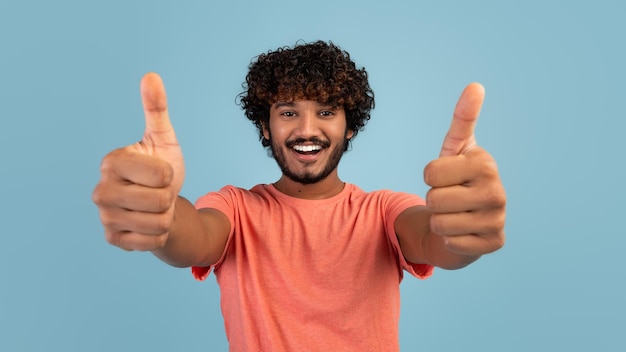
[439,82,485,157]
[140,72,178,146]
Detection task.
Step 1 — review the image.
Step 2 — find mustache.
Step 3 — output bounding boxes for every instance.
[285,137,331,149]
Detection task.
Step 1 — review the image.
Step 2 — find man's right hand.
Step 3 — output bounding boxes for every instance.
[92,73,185,251]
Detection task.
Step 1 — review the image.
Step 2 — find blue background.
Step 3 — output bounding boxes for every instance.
[1,0,624,351]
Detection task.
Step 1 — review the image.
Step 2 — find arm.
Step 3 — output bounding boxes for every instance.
[395,83,506,270]
[395,206,481,270]
[152,197,230,268]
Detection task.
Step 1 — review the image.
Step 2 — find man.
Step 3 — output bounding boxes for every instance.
[92,41,506,351]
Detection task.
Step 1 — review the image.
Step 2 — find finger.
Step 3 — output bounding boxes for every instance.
[430,210,505,238]
[140,72,178,146]
[424,154,472,188]
[427,185,480,213]
[100,206,174,235]
[426,183,506,214]
[439,82,485,157]
[442,233,504,256]
[106,231,169,252]
[100,147,174,187]
[425,147,495,187]
[93,181,175,213]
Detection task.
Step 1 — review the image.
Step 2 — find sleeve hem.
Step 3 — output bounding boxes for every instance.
[191,265,212,281]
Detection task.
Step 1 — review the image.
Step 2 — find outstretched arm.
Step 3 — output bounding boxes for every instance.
[395,83,506,270]
[92,73,229,268]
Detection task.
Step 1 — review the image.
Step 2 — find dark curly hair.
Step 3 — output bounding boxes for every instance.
[239,40,375,150]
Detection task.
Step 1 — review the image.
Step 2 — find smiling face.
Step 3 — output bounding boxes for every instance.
[263,100,354,185]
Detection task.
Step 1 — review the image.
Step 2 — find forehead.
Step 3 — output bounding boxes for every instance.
[271,100,341,110]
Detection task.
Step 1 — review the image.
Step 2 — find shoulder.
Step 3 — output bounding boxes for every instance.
[346,183,424,205]
[209,184,272,197]
[195,184,274,209]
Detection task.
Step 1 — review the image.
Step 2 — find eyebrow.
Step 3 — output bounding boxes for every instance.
[272,101,339,110]
[273,101,295,109]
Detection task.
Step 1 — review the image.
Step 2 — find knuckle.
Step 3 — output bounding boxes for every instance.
[99,149,122,174]
[153,162,174,187]
[484,219,504,236]
[146,188,172,213]
[153,233,169,249]
[425,189,437,209]
[444,237,463,254]
[485,232,506,253]
[429,214,445,234]
[99,156,112,174]
[153,214,173,234]
[481,217,506,252]
[105,231,122,248]
[91,185,104,206]
[155,194,169,212]
[423,160,437,186]
[484,163,500,180]
[493,232,506,250]
[492,212,507,233]
[99,212,115,228]
[97,206,119,228]
[152,189,175,212]
[477,156,500,179]
[494,190,507,208]
[484,186,507,208]
[91,183,116,207]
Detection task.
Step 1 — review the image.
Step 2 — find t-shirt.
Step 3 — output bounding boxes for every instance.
[192,183,434,352]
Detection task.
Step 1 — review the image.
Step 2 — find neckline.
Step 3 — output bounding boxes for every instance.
[265,182,353,205]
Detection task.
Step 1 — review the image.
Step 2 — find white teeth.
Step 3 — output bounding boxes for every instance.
[293,145,322,152]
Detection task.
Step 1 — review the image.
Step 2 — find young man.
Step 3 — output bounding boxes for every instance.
[92,41,506,351]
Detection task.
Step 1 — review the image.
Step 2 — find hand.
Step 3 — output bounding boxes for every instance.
[92,73,185,251]
[423,83,506,256]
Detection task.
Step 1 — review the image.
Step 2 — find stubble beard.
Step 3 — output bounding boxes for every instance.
[269,137,349,185]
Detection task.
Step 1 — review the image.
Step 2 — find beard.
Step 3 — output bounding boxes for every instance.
[269,136,349,185]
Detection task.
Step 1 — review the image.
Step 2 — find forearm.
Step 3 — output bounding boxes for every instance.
[396,206,481,270]
[151,197,227,268]
[420,226,482,270]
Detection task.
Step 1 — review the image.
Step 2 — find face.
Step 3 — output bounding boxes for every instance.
[263,100,354,185]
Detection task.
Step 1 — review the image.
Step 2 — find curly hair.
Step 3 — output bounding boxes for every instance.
[239,41,375,150]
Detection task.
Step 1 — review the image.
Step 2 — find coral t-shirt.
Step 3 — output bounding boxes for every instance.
[192,183,434,352]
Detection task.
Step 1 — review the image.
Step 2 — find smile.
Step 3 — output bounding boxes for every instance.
[292,145,322,154]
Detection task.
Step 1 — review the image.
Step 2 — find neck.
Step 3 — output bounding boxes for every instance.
[273,172,345,200]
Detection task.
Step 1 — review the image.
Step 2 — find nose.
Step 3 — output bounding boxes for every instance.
[295,111,320,139]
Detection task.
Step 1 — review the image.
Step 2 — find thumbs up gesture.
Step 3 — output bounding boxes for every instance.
[92,73,185,251]
[423,83,506,257]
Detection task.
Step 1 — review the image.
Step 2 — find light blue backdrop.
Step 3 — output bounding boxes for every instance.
[1,0,624,351]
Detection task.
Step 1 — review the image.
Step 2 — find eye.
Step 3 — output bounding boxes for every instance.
[281,111,296,117]
[319,110,335,118]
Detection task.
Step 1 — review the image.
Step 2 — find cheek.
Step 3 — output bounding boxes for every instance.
[267,126,288,142]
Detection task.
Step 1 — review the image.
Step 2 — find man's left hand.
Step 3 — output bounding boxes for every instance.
[424,83,506,257]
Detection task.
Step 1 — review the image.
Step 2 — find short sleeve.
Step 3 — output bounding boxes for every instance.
[381,191,435,280]
[190,186,238,281]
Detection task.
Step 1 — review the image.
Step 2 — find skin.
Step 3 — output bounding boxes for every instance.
[92,73,506,270]
[264,100,354,199]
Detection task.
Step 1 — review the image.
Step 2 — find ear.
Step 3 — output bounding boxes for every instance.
[262,121,270,140]
[346,129,354,140]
